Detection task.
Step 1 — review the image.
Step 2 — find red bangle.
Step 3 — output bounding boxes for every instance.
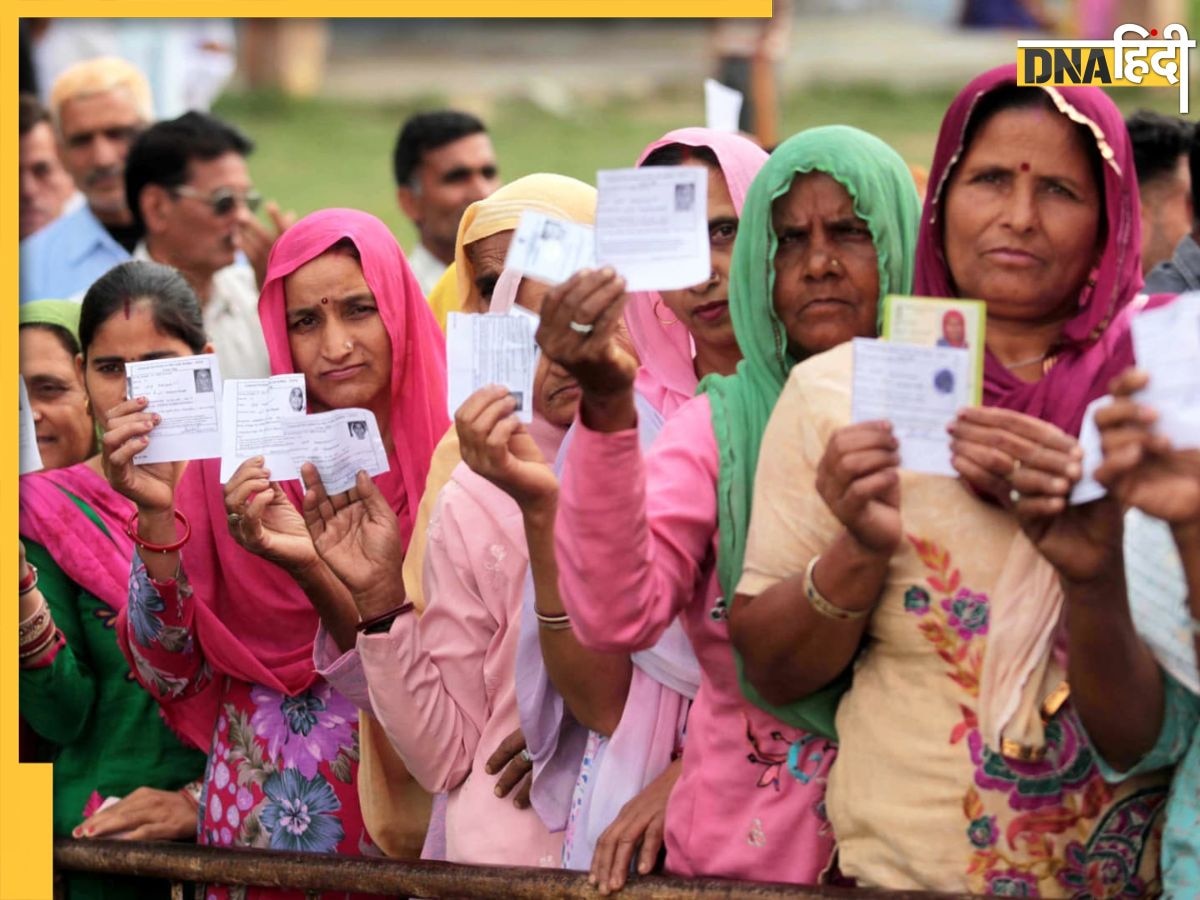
[18,564,38,595]
[356,602,415,634]
[126,510,191,554]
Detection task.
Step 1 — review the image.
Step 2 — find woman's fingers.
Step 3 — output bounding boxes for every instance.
[951,449,1011,505]
[458,392,518,446]
[830,448,902,484]
[955,406,1079,454]
[224,470,271,513]
[1107,367,1150,399]
[455,385,511,432]
[104,395,150,423]
[484,728,525,775]
[492,753,532,799]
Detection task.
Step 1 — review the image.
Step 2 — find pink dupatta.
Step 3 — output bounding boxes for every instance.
[118,209,449,749]
[628,128,768,417]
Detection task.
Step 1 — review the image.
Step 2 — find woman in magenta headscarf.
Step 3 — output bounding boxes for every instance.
[732,66,1169,895]
[512,128,768,889]
[103,209,448,899]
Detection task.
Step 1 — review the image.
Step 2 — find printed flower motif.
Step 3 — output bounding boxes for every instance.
[986,868,1040,896]
[969,714,1095,812]
[903,586,931,615]
[251,683,356,778]
[941,588,989,639]
[258,769,344,854]
[128,564,166,646]
[966,814,998,849]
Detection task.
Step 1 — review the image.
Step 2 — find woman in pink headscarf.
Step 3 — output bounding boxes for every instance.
[512,128,767,890]
[103,209,448,899]
[732,67,1170,894]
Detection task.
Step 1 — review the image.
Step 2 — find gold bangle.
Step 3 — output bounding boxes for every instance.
[804,556,869,621]
[19,597,51,642]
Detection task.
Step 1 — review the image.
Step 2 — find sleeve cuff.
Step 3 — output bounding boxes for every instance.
[312,623,372,711]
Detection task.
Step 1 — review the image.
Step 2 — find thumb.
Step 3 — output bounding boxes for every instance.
[356,471,392,519]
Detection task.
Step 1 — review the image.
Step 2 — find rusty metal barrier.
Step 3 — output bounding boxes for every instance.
[54,838,997,899]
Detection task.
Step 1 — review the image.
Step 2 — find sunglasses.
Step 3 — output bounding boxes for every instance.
[172,185,264,216]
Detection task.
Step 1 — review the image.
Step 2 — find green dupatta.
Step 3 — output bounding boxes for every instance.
[700,125,921,738]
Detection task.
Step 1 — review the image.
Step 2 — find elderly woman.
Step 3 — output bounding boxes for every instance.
[541,126,920,883]
[731,66,1168,895]
[104,213,448,899]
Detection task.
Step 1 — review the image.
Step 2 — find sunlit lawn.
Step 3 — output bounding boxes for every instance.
[214,80,1186,252]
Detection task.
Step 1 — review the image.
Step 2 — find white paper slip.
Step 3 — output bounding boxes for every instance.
[275,408,390,496]
[1070,395,1111,505]
[19,377,44,475]
[219,374,308,483]
[446,309,541,424]
[1125,509,1199,695]
[1132,291,1200,449]
[504,212,596,286]
[704,78,743,133]
[127,354,223,465]
[850,338,971,477]
[595,166,710,293]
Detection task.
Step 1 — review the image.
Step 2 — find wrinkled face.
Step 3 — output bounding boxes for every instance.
[464,229,515,312]
[284,250,393,414]
[771,171,880,358]
[20,121,76,239]
[404,133,500,251]
[57,88,144,219]
[148,152,255,276]
[20,327,94,470]
[943,105,1102,325]
[657,161,740,355]
[82,301,203,429]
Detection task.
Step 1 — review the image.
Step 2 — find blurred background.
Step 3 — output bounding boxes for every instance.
[20,3,1197,250]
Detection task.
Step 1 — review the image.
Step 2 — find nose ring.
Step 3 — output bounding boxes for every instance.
[344,340,353,351]
[830,258,841,270]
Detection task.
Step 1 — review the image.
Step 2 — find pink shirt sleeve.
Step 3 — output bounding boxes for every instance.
[312,624,373,711]
[357,482,500,795]
[557,395,719,652]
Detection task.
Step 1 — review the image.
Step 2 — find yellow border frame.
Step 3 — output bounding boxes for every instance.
[4,6,768,898]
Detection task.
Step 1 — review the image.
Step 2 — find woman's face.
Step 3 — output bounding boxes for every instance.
[944,314,966,346]
[771,171,880,358]
[657,161,740,354]
[942,105,1102,325]
[284,250,393,414]
[464,229,515,311]
[83,301,205,429]
[20,327,94,470]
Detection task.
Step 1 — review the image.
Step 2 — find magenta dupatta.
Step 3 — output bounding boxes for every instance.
[628,129,768,417]
[19,464,135,613]
[913,65,1149,436]
[117,209,450,749]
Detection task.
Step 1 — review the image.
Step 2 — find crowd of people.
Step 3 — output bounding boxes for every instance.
[16,50,1200,900]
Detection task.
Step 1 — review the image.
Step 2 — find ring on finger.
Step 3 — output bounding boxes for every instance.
[569,320,595,335]
[519,749,533,764]
[1008,487,1021,506]
[227,512,244,531]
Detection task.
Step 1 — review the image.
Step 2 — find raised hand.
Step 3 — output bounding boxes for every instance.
[239,200,296,289]
[949,406,1119,583]
[816,421,902,556]
[1095,368,1200,527]
[456,386,558,514]
[223,456,317,573]
[301,466,404,614]
[536,269,637,402]
[101,396,186,515]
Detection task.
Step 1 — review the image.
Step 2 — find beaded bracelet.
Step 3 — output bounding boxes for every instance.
[804,556,870,622]
[19,597,51,643]
[126,509,191,554]
[356,602,415,634]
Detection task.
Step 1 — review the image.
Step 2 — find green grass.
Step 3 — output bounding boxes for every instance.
[214,79,1191,250]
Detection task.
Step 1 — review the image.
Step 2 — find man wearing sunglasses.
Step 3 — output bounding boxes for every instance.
[123,111,272,379]
[20,58,152,303]
[394,110,502,296]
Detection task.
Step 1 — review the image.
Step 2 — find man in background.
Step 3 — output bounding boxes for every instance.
[19,94,77,240]
[393,110,501,295]
[1146,125,1200,294]
[125,111,271,379]
[20,57,152,302]
[1127,109,1193,275]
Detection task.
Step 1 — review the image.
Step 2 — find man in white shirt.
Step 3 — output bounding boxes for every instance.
[124,111,271,379]
[393,110,501,296]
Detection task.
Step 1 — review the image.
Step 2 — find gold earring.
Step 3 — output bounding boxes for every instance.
[654,298,678,326]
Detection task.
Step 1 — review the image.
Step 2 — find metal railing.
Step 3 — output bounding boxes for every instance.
[54,839,995,899]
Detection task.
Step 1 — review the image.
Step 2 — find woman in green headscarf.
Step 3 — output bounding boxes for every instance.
[19,300,95,472]
[535,125,919,883]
